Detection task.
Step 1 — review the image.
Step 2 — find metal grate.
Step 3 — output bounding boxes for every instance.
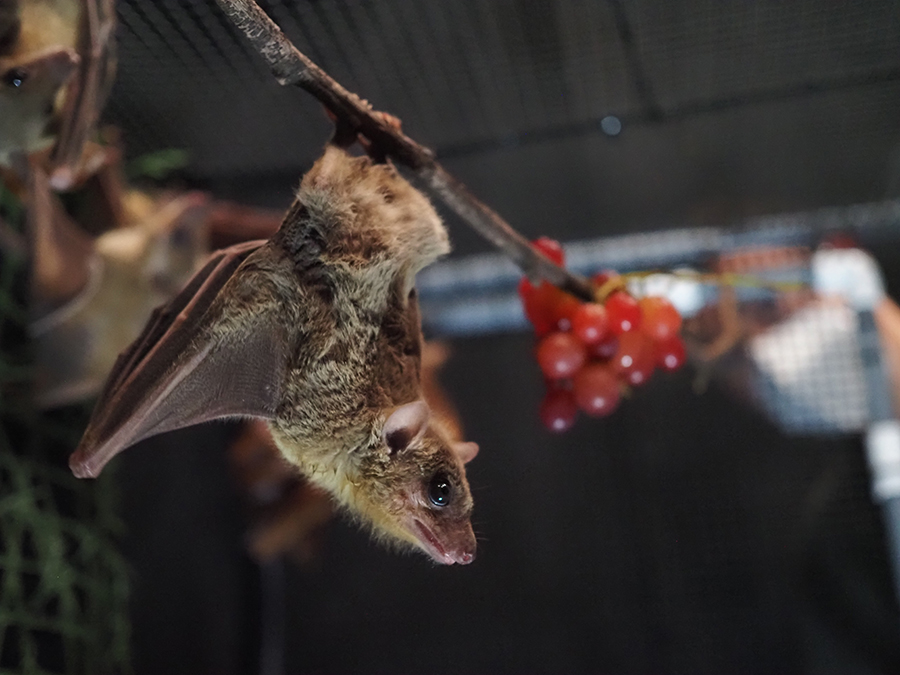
[56,3,900,671]
[104,0,900,186]
[630,0,900,109]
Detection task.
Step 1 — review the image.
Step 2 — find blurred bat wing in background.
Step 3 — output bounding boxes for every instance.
[69,239,286,478]
[27,161,94,307]
[49,0,117,188]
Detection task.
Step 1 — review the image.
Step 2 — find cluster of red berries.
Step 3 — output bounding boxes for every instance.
[519,238,687,432]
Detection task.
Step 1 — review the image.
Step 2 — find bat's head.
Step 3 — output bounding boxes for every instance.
[347,400,479,565]
[0,46,78,160]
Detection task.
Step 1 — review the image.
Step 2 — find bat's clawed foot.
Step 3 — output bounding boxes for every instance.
[328,108,358,149]
[372,111,403,132]
[360,112,403,163]
[325,106,403,163]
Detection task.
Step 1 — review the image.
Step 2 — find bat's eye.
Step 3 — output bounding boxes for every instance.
[3,68,27,88]
[427,472,452,507]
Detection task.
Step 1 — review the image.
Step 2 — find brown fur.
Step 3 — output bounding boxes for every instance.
[69,144,477,563]
[209,146,475,563]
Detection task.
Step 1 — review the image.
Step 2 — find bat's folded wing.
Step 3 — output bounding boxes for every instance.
[70,239,286,478]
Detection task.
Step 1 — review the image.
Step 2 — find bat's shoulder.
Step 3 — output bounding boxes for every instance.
[295,146,450,268]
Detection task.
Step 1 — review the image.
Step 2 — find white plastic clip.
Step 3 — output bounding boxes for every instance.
[812,248,885,311]
[866,420,900,501]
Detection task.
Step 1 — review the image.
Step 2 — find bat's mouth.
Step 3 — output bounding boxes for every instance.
[412,519,474,565]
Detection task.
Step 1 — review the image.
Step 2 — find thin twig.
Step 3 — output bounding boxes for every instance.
[212,0,595,302]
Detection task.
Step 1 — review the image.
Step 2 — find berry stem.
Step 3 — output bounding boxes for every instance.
[593,276,629,303]
[620,269,807,292]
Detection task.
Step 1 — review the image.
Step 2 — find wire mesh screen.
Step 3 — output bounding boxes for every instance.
[749,300,869,433]
[6,0,900,672]
[105,0,900,192]
[628,2,900,109]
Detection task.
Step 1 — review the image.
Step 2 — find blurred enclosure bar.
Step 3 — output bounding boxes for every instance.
[417,199,900,336]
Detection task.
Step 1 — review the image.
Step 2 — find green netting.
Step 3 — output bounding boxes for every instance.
[0,184,130,675]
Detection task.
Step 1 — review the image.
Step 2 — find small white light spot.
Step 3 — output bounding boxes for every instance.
[601,116,622,136]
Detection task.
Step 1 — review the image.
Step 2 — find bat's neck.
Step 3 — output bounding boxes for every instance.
[267,412,380,483]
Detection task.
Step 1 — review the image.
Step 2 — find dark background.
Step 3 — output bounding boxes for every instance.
[104,1,900,673]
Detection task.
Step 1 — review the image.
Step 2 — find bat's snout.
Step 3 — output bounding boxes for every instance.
[451,548,475,565]
[412,518,476,565]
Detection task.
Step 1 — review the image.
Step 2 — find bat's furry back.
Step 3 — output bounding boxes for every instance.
[285,145,449,291]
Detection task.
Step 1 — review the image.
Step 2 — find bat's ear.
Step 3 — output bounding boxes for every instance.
[453,441,479,465]
[69,241,279,479]
[382,400,430,455]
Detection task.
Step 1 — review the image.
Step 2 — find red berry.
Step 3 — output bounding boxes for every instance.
[573,364,621,417]
[639,296,682,341]
[518,276,536,301]
[539,386,578,433]
[589,333,619,361]
[572,303,610,345]
[524,283,580,333]
[657,335,686,372]
[611,331,654,382]
[550,292,582,332]
[605,291,642,334]
[536,332,587,380]
[533,237,564,266]
[522,283,557,336]
[625,350,656,386]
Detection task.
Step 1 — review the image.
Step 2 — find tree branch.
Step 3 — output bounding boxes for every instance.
[213,0,595,302]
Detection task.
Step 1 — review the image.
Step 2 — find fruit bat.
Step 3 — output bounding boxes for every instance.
[0,0,79,163]
[0,0,116,187]
[48,0,116,189]
[71,144,480,565]
[29,163,210,407]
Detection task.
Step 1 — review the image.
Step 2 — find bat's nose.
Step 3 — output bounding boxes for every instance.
[411,517,477,565]
[447,529,476,564]
[452,549,475,565]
